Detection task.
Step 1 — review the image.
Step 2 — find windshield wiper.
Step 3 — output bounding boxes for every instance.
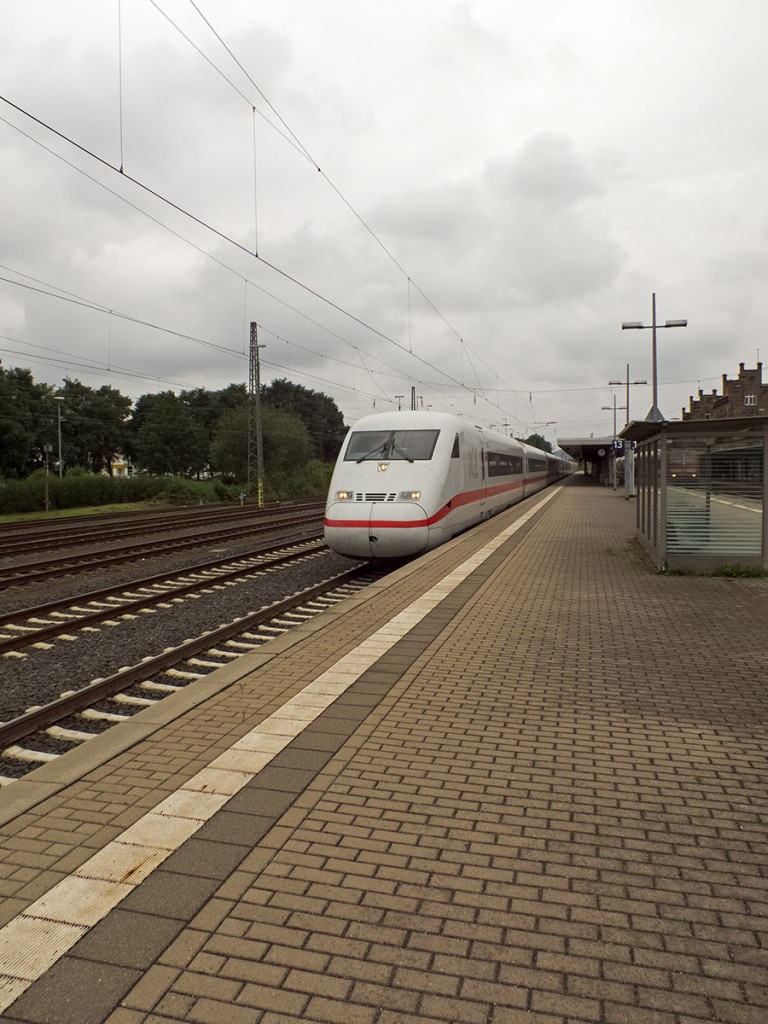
[391,442,414,463]
[356,442,388,463]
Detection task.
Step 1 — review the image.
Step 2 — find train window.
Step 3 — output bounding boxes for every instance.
[451,434,460,459]
[487,451,523,476]
[345,430,389,461]
[344,429,440,461]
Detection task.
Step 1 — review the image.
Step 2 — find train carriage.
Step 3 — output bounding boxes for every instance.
[324,411,574,559]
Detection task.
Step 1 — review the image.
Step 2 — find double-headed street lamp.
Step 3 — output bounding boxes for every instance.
[602,395,627,443]
[602,395,627,490]
[608,366,647,427]
[607,372,644,498]
[622,293,687,422]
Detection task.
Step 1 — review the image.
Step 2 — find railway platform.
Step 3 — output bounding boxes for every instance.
[0,477,766,1024]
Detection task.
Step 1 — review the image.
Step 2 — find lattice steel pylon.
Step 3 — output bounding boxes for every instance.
[248,321,265,506]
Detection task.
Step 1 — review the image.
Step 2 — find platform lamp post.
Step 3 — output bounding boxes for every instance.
[608,366,647,427]
[532,421,556,442]
[248,322,266,507]
[395,395,404,411]
[54,395,65,477]
[622,293,687,422]
[43,443,52,511]
[602,396,626,490]
[608,370,645,498]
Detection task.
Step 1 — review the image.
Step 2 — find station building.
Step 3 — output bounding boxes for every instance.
[682,361,767,420]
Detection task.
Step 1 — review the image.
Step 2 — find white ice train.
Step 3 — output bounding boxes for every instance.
[324,411,575,559]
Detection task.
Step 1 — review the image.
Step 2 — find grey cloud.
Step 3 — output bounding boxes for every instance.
[359,134,623,309]
[487,133,602,207]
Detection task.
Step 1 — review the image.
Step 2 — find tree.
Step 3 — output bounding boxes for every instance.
[59,378,132,474]
[181,384,247,431]
[524,433,553,454]
[209,406,248,480]
[0,367,52,478]
[131,392,208,476]
[210,405,313,483]
[262,406,314,475]
[262,379,346,460]
[181,384,247,478]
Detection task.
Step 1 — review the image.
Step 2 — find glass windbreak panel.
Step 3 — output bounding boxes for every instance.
[344,429,440,462]
[652,441,661,545]
[637,442,661,544]
[666,437,763,555]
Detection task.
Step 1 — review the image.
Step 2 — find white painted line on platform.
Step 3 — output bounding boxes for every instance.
[0,488,559,1011]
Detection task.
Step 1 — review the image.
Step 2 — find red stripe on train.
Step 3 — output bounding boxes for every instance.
[324,478,538,530]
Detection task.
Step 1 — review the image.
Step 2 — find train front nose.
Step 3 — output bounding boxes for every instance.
[324,501,429,559]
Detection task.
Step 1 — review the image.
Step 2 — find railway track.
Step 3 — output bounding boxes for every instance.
[0,501,324,558]
[0,507,324,589]
[0,536,328,656]
[0,563,378,782]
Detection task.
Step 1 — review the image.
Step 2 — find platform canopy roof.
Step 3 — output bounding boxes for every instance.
[620,415,768,444]
[557,436,615,463]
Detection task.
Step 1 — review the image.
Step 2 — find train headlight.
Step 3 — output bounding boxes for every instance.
[397,490,421,501]
[334,490,355,501]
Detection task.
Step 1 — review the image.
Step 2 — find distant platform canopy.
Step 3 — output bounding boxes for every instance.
[558,436,616,485]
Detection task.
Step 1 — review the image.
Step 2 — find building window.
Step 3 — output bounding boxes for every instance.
[745,394,757,406]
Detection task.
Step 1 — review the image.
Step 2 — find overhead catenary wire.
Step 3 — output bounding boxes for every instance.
[3,262,704,409]
[0,96,526,428]
[0,94,473,391]
[166,0,520,401]
[0,268,473,416]
[117,0,124,172]
[0,265,463,414]
[146,0,317,161]
[3,6,537,424]
[0,1,537,428]
[0,330,398,410]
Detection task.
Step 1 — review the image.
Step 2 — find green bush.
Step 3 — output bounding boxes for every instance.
[707,564,768,578]
[0,472,235,515]
[152,477,241,504]
[0,473,49,514]
[664,563,768,578]
[0,465,332,516]
[263,460,333,502]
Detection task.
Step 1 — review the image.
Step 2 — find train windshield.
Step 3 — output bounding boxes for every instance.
[345,429,440,462]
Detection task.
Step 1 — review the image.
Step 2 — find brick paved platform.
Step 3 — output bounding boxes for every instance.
[0,478,766,1024]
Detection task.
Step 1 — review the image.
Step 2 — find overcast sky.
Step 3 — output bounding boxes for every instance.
[2,0,767,447]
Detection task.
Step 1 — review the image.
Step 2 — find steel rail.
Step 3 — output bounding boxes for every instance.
[0,511,324,588]
[0,501,325,556]
[0,534,324,630]
[0,538,328,654]
[0,499,318,536]
[0,565,370,750]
